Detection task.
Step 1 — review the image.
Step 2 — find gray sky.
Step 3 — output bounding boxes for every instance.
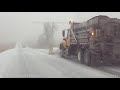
[0,12,120,44]
[0,12,75,43]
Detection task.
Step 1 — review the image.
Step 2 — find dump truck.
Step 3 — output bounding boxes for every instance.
[59,15,120,66]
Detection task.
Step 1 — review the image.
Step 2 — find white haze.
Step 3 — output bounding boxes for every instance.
[0,12,120,45]
[0,12,75,44]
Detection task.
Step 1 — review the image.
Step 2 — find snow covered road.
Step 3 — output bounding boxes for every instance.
[0,47,117,78]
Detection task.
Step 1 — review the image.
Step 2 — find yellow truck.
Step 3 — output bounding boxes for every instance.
[60,15,120,66]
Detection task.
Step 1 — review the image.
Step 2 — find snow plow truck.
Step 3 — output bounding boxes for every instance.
[59,15,120,66]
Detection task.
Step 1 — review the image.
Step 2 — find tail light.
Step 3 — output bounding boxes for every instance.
[90,30,95,37]
[91,31,95,36]
[89,27,96,37]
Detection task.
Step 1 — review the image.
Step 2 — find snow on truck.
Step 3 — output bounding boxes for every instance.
[59,15,120,66]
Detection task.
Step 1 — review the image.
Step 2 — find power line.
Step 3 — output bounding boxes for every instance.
[32,21,69,24]
[32,21,81,24]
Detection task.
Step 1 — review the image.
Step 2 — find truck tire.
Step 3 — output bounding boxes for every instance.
[83,49,91,66]
[60,43,64,57]
[60,49,64,57]
[90,53,98,66]
[77,49,84,64]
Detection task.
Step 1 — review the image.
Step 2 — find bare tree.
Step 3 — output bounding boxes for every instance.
[43,22,57,54]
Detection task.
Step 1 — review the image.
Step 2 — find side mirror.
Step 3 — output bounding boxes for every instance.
[62,30,65,37]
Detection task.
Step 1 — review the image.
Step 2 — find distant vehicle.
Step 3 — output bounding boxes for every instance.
[60,15,120,66]
[16,41,26,48]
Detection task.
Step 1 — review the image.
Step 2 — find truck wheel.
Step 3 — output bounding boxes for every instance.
[83,49,91,66]
[77,49,84,64]
[90,53,97,66]
[60,49,64,57]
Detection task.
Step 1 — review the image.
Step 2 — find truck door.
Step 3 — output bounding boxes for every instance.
[66,29,71,47]
[62,29,68,48]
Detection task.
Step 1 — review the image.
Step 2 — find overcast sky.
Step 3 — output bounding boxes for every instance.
[0,12,120,44]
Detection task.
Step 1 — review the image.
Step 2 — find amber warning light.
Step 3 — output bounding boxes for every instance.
[91,32,94,36]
